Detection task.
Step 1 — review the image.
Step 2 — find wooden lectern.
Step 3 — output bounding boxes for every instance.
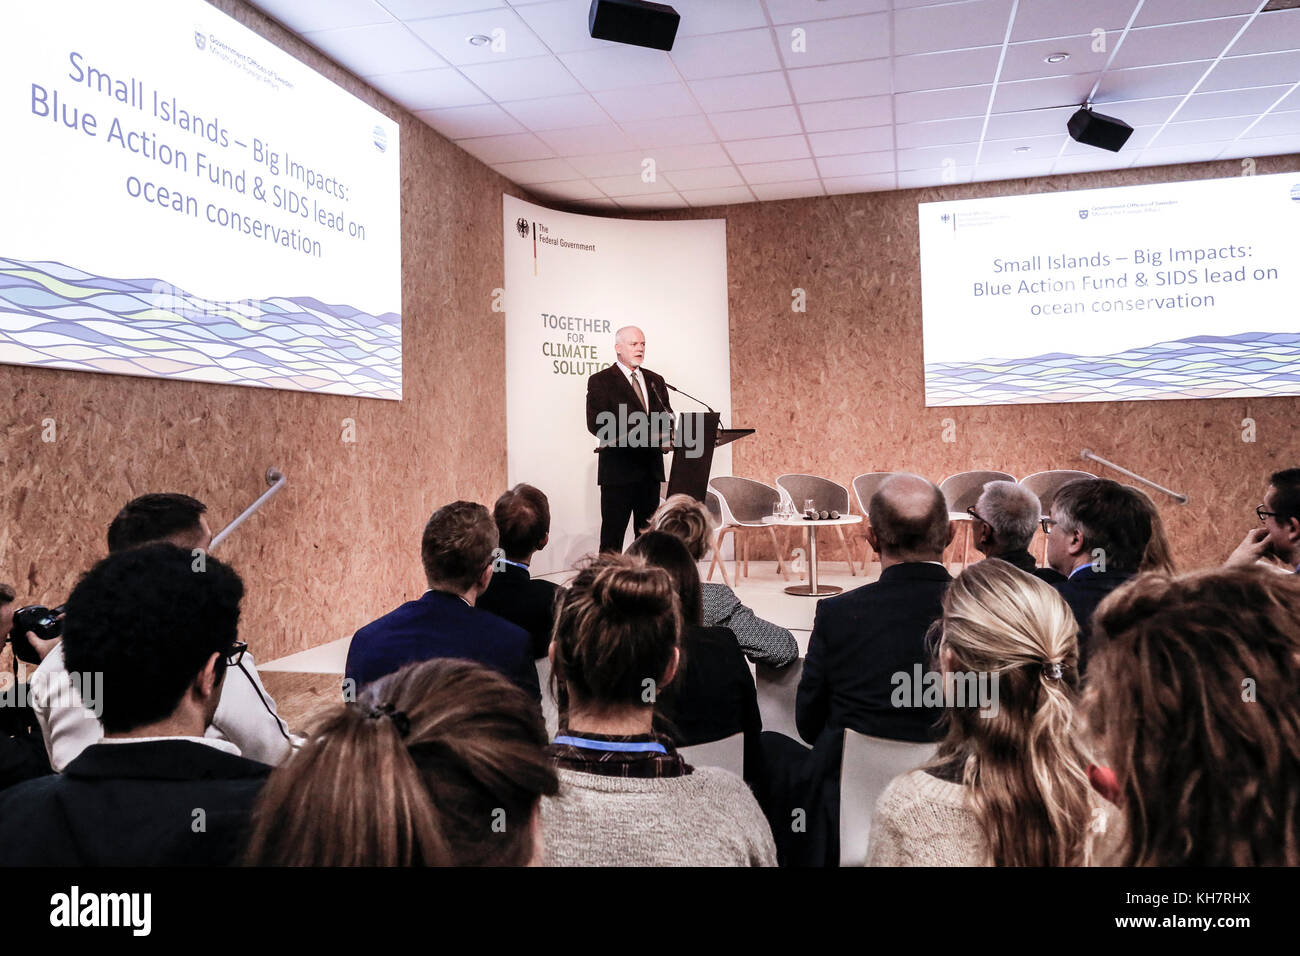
[666,412,755,501]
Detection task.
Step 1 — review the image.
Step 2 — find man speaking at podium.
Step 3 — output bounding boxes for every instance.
[586,326,674,553]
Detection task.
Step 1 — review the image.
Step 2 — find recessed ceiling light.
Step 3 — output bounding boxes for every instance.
[1014,146,1032,152]
[1044,52,1070,63]
[466,34,492,47]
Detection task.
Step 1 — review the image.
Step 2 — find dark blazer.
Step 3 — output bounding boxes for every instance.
[797,562,951,746]
[585,363,673,486]
[656,624,763,782]
[346,590,540,700]
[1053,567,1136,673]
[476,563,561,659]
[986,549,1067,584]
[0,740,269,866]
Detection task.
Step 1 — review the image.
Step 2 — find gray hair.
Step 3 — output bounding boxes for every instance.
[976,481,1042,551]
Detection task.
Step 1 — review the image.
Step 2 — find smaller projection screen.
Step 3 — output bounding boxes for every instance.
[919,171,1300,406]
[0,0,402,399]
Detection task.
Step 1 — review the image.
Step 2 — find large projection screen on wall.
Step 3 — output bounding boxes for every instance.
[0,0,402,399]
[919,172,1299,407]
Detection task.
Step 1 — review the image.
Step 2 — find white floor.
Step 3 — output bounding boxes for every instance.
[259,557,902,674]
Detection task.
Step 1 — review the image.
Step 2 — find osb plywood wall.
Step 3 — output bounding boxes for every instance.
[638,154,1300,568]
[0,0,526,668]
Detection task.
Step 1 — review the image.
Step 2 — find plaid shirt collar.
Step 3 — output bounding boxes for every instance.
[549,728,692,779]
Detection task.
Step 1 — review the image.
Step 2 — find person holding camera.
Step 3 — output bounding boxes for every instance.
[0,584,53,792]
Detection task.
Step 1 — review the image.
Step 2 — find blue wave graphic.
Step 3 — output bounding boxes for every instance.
[0,256,401,399]
[925,332,1300,406]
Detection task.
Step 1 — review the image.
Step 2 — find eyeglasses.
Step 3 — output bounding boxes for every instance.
[966,507,988,525]
[1040,517,1057,534]
[225,641,248,668]
[1257,505,1279,523]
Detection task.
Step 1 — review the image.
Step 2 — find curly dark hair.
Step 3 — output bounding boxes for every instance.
[1087,567,1300,865]
[62,543,245,733]
[107,493,207,553]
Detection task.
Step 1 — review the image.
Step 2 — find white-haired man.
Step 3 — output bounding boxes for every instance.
[970,480,1065,583]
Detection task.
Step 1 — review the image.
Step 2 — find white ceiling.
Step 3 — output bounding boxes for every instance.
[247,0,1300,210]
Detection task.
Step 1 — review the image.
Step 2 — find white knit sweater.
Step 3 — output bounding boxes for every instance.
[867,769,1125,866]
[541,767,777,867]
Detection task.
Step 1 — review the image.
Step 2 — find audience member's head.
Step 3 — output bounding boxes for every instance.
[106,493,211,553]
[1046,478,1152,576]
[493,484,550,564]
[1261,468,1300,567]
[1131,487,1176,574]
[421,501,498,599]
[627,530,702,626]
[62,543,244,735]
[867,473,953,564]
[550,553,681,717]
[648,494,713,562]
[0,581,14,641]
[931,559,1099,866]
[243,658,557,866]
[1088,567,1300,865]
[971,480,1041,556]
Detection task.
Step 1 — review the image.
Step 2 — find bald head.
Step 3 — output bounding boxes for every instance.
[614,326,645,369]
[867,473,952,561]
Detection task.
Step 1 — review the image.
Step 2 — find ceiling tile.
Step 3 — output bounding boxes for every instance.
[559,45,680,91]
[671,28,783,80]
[738,158,821,184]
[366,68,489,109]
[1099,61,1217,100]
[459,54,583,99]
[535,123,636,155]
[799,95,893,131]
[724,135,811,164]
[775,13,892,69]
[815,151,895,177]
[765,0,890,25]
[304,22,447,75]
[1052,152,1132,173]
[1148,115,1257,147]
[1134,0,1262,28]
[671,0,768,37]
[1240,109,1300,139]
[568,150,650,177]
[1109,18,1252,71]
[710,105,804,139]
[249,0,391,33]
[977,132,1067,162]
[993,73,1096,113]
[457,131,556,163]
[679,186,757,207]
[1221,131,1300,156]
[490,157,581,183]
[1129,142,1232,168]
[384,1,507,16]
[1089,95,1183,126]
[510,0,608,54]
[620,114,718,147]
[1229,9,1300,56]
[652,142,734,170]
[526,179,606,202]
[896,116,986,148]
[1200,50,1300,92]
[406,9,546,65]
[983,105,1075,139]
[749,179,826,201]
[500,93,609,129]
[1001,34,1113,83]
[663,166,746,190]
[895,85,992,123]
[415,103,524,138]
[690,71,793,112]
[1009,0,1138,42]
[896,143,979,170]
[895,0,1015,56]
[897,166,974,187]
[823,172,896,194]
[974,157,1059,181]
[590,173,674,195]
[607,192,688,210]
[789,60,892,104]
[1176,85,1295,121]
[895,47,1003,93]
[808,126,894,156]
[592,82,700,121]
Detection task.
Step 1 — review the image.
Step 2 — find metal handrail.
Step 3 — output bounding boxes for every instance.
[210,467,286,551]
[1080,450,1188,504]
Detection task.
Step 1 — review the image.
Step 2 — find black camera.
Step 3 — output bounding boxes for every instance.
[7,604,65,666]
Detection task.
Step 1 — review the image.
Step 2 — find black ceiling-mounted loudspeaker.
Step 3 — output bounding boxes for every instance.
[588,0,681,51]
[1067,106,1134,152]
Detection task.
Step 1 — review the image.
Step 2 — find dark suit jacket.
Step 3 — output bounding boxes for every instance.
[477,563,561,659]
[797,562,951,746]
[1053,567,1136,673]
[0,740,269,866]
[346,590,540,700]
[986,549,1067,584]
[585,363,673,486]
[656,624,763,782]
